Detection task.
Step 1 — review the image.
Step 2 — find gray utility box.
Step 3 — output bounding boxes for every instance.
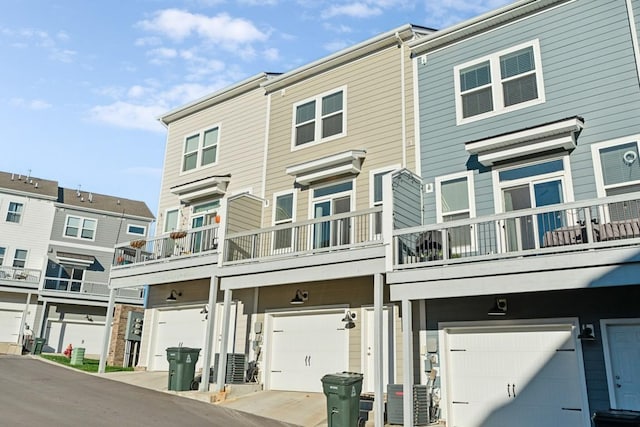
[386,384,429,426]
[592,410,640,427]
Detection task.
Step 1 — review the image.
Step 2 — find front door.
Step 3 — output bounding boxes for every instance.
[606,323,640,410]
[363,307,392,393]
[312,182,352,249]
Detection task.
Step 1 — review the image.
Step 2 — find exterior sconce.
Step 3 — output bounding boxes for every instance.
[290,289,308,305]
[578,324,596,341]
[488,298,508,316]
[166,289,182,302]
[342,311,357,329]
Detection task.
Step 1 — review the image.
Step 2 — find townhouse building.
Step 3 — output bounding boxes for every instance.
[0,171,153,358]
[388,0,640,425]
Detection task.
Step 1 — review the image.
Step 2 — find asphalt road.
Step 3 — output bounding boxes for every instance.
[0,355,297,427]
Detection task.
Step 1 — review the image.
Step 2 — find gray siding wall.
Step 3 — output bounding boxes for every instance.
[392,170,423,229]
[46,244,113,284]
[417,0,640,223]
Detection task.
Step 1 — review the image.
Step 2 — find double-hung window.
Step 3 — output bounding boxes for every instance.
[293,87,345,148]
[164,209,179,233]
[182,126,220,172]
[64,215,97,240]
[6,202,23,223]
[273,191,295,251]
[436,172,476,256]
[13,249,27,268]
[455,40,544,124]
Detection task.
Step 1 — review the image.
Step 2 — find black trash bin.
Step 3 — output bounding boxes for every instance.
[166,347,201,391]
[593,410,640,427]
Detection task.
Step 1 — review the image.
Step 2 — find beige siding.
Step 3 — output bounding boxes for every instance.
[263,43,418,226]
[157,88,268,234]
[226,195,263,234]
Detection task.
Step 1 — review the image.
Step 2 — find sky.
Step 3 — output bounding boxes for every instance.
[0,0,511,218]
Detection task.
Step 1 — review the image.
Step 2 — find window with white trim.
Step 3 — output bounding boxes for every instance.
[371,166,398,236]
[64,215,97,240]
[127,224,146,236]
[13,249,27,268]
[164,209,179,233]
[182,126,219,172]
[436,172,476,254]
[0,247,5,265]
[273,191,295,251]
[293,87,345,147]
[455,40,544,124]
[6,202,23,223]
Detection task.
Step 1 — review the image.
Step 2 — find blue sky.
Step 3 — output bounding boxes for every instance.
[0,0,511,217]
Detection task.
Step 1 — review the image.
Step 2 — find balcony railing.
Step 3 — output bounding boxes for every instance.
[394,192,640,268]
[43,278,143,299]
[113,224,219,266]
[0,266,41,284]
[224,207,383,264]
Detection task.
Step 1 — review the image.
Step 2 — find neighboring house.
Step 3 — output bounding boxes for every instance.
[0,170,154,358]
[388,0,640,425]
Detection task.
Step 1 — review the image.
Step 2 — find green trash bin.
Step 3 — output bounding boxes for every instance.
[70,347,85,366]
[166,347,201,391]
[321,372,364,427]
[31,338,45,355]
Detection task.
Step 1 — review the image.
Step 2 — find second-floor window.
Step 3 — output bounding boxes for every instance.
[127,224,146,236]
[13,249,27,268]
[0,247,5,265]
[455,40,544,124]
[183,126,219,172]
[164,209,179,233]
[293,87,345,148]
[273,191,295,251]
[6,202,23,223]
[436,172,476,254]
[64,216,97,240]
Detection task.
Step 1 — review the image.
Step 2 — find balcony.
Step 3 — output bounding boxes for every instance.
[0,266,41,289]
[393,192,640,268]
[41,278,143,304]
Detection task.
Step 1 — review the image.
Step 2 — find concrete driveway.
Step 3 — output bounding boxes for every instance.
[0,355,297,427]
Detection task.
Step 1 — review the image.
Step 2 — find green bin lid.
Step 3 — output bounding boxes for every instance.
[321,371,363,385]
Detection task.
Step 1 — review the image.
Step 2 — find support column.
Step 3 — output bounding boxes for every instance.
[402,299,414,427]
[98,287,117,374]
[200,274,219,392]
[215,288,233,392]
[373,273,384,426]
[37,300,48,338]
[18,292,32,345]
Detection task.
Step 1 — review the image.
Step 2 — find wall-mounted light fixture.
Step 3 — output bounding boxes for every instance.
[290,289,308,305]
[578,324,596,341]
[166,289,182,302]
[488,298,508,316]
[200,305,208,319]
[85,314,93,322]
[342,311,357,329]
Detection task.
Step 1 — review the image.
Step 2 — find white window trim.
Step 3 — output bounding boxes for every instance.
[0,246,5,266]
[190,199,221,229]
[163,207,181,233]
[435,170,476,223]
[291,85,347,151]
[271,190,297,253]
[492,154,574,214]
[454,39,545,125]
[600,318,640,411]
[12,248,28,268]
[63,214,97,242]
[591,135,640,198]
[369,165,401,208]
[307,178,356,220]
[6,201,24,224]
[126,224,147,237]
[180,124,221,175]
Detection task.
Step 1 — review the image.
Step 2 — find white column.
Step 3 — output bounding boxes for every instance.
[373,273,384,427]
[215,288,233,392]
[98,287,117,374]
[200,274,219,392]
[402,298,414,427]
[17,292,32,345]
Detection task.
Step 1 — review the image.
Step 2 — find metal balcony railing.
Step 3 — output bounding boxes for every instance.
[43,278,143,299]
[0,266,41,284]
[394,192,640,268]
[113,224,219,266]
[224,207,383,264]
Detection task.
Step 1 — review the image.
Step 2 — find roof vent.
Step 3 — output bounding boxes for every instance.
[88,193,93,203]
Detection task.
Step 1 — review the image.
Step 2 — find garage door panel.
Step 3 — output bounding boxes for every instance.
[0,311,22,343]
[47,322,104,354]
[152,308,206,371]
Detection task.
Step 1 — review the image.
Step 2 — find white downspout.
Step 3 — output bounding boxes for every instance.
[373,273,384,426]
[215,288,233,392]
[402,299,414,427]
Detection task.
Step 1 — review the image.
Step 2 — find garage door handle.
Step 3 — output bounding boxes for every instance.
[271,370,282,373]
[561,408,582,411]
[452,401,469,404]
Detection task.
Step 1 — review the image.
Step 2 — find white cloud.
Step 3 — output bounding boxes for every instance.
[135,36,162,47]
[49,48,77,63]
[239,0,279,5]
[264,48,280,61]
[147,47,178,64]
[323,23,353,34]
[88,102,167,132]
[323,40,350,52]
[10,98,52,110]
[138,9,268,46]
[322,3,382,19]
[127,85,147,98]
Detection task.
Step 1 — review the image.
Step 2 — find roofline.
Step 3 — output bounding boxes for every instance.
[1,188,58,201]
[53,202,155,221]
[409,0,569,54]
[159,72,280,125]
[262,24,435,93]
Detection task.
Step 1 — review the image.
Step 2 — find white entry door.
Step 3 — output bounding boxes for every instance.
[268,310,348,392]
[446,325,587,427]
[362,306,392,393]
[0,310,22,343]
[605,323,640,410]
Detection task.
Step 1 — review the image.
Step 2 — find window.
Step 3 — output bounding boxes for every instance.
[293,87,345,148]
[370,166,399,236]
[182,126,220,172]
[273,191,295,251]
[311,181,353,248]
[6,202,23,223]
[127,224,146,236]
[455,40,544,124]
[64,215,97,240]
[164,209,179,233]
[13,249,27,268]
[436,172,476,254]
[0,247,5,265]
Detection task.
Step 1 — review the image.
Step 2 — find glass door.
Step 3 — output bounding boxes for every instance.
[311,181,353,249]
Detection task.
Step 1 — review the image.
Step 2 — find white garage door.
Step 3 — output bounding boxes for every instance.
[47,321,105,354]
[446,325,588,427]
[0,310,22,343]
[269,310,348,393]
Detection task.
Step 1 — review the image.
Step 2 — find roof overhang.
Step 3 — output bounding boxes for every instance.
[56,252,95,268]
[286,150,367,186]
[170,175,230,204]
[465,116,584,166]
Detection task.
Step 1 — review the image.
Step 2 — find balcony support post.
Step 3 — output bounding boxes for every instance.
[98,286,116,374]
[215,288,233,392]
[200,274,219,392]
[37,300,48,338]
[402,298,414,427]
[373,273,385,427]
[17,292,33,346]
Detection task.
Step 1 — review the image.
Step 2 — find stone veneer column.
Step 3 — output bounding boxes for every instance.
[107,304,144,367]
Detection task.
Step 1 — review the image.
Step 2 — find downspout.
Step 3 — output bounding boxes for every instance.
[398,33,407,169]
[625,0,640,87]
